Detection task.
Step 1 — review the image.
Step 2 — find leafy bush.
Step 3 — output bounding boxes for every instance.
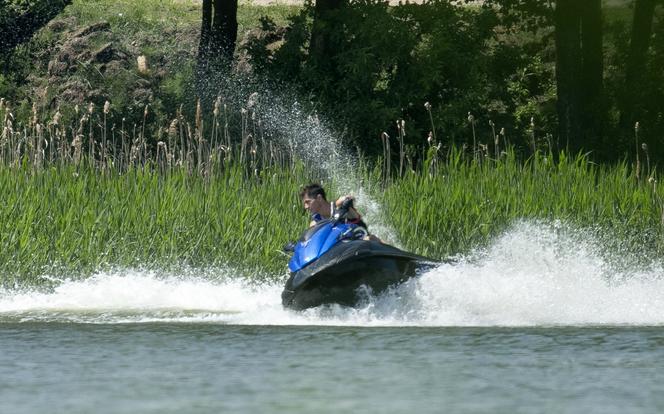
[247,1,493,153]
[245,0,566,159]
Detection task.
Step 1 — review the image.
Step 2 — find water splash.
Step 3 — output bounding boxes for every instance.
[0,270,289,324]
[218,80,398,242]
[2,222,663,326]
[372,221,664,326]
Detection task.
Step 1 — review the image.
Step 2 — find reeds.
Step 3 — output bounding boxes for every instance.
[1,98,663,285]
[635,122,641,181]
[0,95,296,176]
[381,149,664,261]
[380,131,391,185]
[0,161,311,286]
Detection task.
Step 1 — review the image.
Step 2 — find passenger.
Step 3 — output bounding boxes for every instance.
[299,183,381,241]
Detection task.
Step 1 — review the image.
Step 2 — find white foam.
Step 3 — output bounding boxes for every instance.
[369,221,664,326]
[243,88,396,242]
[1,222,663,326]
[1,271,269,324]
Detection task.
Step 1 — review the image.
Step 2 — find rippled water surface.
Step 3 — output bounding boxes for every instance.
[2,324,664,413]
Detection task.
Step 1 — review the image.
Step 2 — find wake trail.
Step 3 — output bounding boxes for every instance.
[2,222,663,326]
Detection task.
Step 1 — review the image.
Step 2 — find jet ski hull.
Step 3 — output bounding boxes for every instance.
[282,240,435,310]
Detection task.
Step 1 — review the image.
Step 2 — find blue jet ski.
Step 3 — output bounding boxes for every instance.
[282,201,437,310]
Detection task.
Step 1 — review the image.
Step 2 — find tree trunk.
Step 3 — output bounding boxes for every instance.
[554,0,582,151]
[579,0,603,150]
[196,0,238,99]
[554,0,604,153]
[212,0,238,64]
[310,0,344,69]
[196,0,213,85]
[622,0,656,127]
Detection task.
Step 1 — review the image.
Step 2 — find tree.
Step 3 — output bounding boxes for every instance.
[309,0,345,71]
[477,0,604,153]
[196,0,238,97]
[621,0,658,127]
[579,0,603,144]
[553,0,582,150]
[0,0,72,55]
[555,0,603,152]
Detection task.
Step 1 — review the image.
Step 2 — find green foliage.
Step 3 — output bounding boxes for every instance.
[244,0,567,157]
[0,163,311,286]
[2,151,663,286]
[505,55,556,137]
[0,74,13,100]
[467,0,553,31]
[242,1,664,163]
[599,5,664,160]
[382,150,664,264]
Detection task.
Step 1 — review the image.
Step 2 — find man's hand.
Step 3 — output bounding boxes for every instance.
[335,195,360,220]
[335,195,354,208]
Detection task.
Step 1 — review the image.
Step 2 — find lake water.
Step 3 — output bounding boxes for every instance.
[2,223,664,412]
[2,324,664,413]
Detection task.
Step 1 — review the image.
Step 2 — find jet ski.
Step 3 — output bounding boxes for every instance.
[282,200,438,310]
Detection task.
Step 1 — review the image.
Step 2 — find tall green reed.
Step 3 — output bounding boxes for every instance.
[381,149,664,261]
[0,95,316,286]
[1,96,663,286]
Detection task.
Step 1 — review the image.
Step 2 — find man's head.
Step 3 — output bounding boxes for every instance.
[300,183,328,215]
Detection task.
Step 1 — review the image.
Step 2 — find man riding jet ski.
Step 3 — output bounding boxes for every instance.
[281,184,437,310]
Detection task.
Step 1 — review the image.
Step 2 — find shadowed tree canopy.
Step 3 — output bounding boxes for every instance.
[474,0,603,153]
[0,0,72,55]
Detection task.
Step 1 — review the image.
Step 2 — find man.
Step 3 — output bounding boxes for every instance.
[299,183,368,229]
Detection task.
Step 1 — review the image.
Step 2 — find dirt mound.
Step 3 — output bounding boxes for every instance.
[38,19,149,109]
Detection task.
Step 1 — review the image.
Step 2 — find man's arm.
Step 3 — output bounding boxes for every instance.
[335,196,361,220]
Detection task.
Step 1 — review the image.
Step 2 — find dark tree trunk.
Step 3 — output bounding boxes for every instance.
[310,0,344,70]
[554,0,582,151]
[196,0,213,86]
[212,0,238,64]
[579,0,603,150]
[554,0,604,153]
[196,0,238,100]
[621,0,657,127]
[197,0,212,63]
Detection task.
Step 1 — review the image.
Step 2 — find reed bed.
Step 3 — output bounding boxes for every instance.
[1,98,662,286]
[0,96,299,177]
[0,96,317,286]
[381,149,664,263]
[0,162,313,285]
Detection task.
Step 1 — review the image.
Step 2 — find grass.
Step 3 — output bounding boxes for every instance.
[382,150,664,262]
[0,108,662,287]
[65,0,301,32]
[0,162,313,286]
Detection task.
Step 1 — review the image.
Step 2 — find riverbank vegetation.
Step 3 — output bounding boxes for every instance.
[3,1,664,162]
[2,0,664,284]
[1,100,662,286]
